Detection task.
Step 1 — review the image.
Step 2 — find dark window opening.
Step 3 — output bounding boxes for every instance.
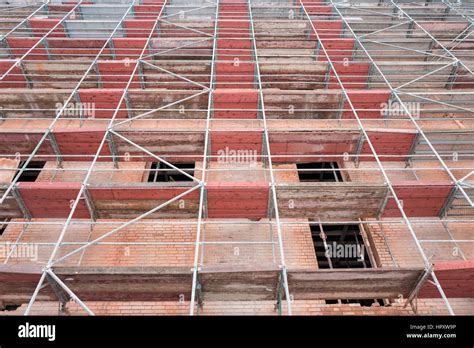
[311,224,370,269]
[311,224,384,307]
[16,161,45,182]
[147,162,195,182]
[297,162,342,182]
[325,299,384,307]
[0,218,11,235]
[1,304,20,311]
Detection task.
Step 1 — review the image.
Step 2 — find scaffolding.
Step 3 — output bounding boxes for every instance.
[0,0,473,316]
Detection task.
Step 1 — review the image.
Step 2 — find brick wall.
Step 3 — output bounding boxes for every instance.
[0,219,317,269]
[274,163,299,183]
[417,298,474,315]
[5,297,473,316]
[366,219,474,315]
[1,160,472,316]
[367,219,474,267]
[4,299,414,316]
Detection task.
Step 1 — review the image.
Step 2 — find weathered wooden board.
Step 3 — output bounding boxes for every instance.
[199,264,280,301]
[264,89,342,119]
[126,89,209,116]
[0,264,283,305]
[113,130,205,162]
[277,183,388,219]
[54,266,192,301]
[0,89,70,118]
[288,268,425,300]
[260,61,327,90]
[0,265,191,304]
[21,61,93,89]
[89,183,200,219]
[141,60,211,89]
[0,88,205,119]
[269,130,359,162]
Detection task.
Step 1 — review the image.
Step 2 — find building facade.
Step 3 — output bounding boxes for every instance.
[0,0,473,316]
